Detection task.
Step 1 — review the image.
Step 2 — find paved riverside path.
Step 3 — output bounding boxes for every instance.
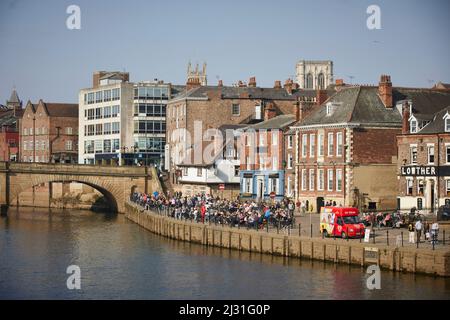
[151,205,450,252]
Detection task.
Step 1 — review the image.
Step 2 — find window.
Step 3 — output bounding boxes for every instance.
[86,125,95,136]
[246,156,251,170]
[36,127,40,135]
[327,169,333,191]
[232,104,240,116]
[104,90,111,102]
[269,177,278,193]
[112,139,120,152]
[197,168,202,177]
[410,146,418,164]
[446,119,450,132]
[447,146,450,163]
[259,155,265,170]
[103,139,111,153]
[302,134,307,158]
[407,179,413,195]
[87,92,94,104]
[112,105,120,117]
[95,91,103,103]
[288,135,293,148]
[287,154,293,169]
[318,134,324,157]
[336,169,343,192]
[87,108,94,120]
[309,134,315,157]
[309,169,315,191]
[272,131,278,145]
[447,180,450,196]
[66,127,73,135]
[318,169,324,190]
[327,133,334,156]
[65,140,73,151]
[104,106,111,118]
[112,88,120,101]
[306,73,313,89]
[30,128,33,135]
[112,122,120,134]
[23,128,28,135]
[259,131,265,146]
[336,132,343,157]
[95,123,103,135]
[410,120,417,133]
[428,145,435,164]
[94,140,103,153]
[84,140,94,154]
[301,169,307,191]
[318,73,325,89]
[244,178,252,193]
[272,156,278,170]
[182,167,188,176]
[104,123,111,135]
[234,166,240,177]
[287,176,292,196]
[95,108,102,119]
[418,180,424,195]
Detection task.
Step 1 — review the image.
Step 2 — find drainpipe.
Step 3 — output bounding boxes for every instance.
[49,126,61,163]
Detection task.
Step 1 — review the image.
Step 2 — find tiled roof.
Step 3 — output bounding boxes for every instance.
[415,107,450,134]
[43,103,78,117]
[245,114,296,130]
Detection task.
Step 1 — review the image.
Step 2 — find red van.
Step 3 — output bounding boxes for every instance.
[320,207,365,238]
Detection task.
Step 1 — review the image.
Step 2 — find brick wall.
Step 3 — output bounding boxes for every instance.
[352,128,399,164]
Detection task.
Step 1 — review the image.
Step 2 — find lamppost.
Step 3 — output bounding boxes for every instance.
[120,146,128,165]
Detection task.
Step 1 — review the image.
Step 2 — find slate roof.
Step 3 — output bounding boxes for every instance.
[8,89,20,104]
[414,107,450,134]
[170,85,322,101]
[293,86,450,128]
[43,103,78,117]
[245,114,296,130]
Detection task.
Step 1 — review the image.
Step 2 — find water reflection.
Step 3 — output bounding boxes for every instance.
[0,208,449,300]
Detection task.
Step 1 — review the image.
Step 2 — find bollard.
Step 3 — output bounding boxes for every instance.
[401,231,404,247]
[387,230,389,246]
[433,235,435,251]
[266,222,269,233]
[322,229,324,239]
[310,224,313,238]
[373,229,376,244]
[256,222,258,232]
[277,223,279,234]
[416,232,419,249]
[298,224,301,237]
[359,228,362,243]
[288,226,291,236]
[443,230,446,245]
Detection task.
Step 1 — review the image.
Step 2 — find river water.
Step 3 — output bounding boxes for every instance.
[0,207,449,300]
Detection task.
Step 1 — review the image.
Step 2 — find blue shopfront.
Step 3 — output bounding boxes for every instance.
[240,170,285,201]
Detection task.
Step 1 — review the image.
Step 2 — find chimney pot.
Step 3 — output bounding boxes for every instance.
[248,77,257,87]
[274,80,282,89]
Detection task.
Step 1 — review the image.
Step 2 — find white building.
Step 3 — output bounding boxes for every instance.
[296,60,333,90]
[78,71,175,167]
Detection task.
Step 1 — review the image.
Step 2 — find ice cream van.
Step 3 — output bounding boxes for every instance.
[319,207,365,238]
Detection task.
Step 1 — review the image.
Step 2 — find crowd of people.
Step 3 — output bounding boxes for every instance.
[130,191,296,229]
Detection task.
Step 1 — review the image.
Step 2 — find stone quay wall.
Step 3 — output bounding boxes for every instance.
[125,202,450,277]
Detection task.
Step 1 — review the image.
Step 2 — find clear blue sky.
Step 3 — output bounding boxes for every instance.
[0,0,449,104]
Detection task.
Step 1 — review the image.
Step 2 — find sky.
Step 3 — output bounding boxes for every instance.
[0,0,449,104]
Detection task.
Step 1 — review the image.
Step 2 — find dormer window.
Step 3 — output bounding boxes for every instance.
[446,118,450,132]
[326,102,340,116]
[410,119,417,133]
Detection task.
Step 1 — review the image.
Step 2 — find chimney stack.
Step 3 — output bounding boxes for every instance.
[284,79,294,94]
[264,103,277,121]
[402,101,410,134]
[274,80,282,89]
[295,99,306,122]
[248,77,257,87]
[379,74,393,108]
[316,89,328,106]
[186,77,201,91]
[238,80,247,87]
[218,80,223,87]
[335,79,344,86]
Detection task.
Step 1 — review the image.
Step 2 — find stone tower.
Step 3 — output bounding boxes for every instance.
[187,62,207,86]
[296,60,333,90]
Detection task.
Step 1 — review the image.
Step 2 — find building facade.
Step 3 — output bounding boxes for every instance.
[296,60,333,90]
[292,75,450,212]
[240,113,296,201]
[397,104,450,213]
[0,89,23,161]
[166,76,320,190]
[79,71,177,167]
[20,100,78,163]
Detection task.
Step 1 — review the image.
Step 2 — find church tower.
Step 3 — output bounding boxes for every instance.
[187,62,207,86]
[296,60,333,90]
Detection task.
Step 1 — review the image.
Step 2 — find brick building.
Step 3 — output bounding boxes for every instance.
[397,93,450,213]
[165,76,325,190]
[0,89,23,161]
[20,100,78,163]
[240,112,296,201]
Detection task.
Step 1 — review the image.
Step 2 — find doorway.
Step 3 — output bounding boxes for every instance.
[316,197,324,213]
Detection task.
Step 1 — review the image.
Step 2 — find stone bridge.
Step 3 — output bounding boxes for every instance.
[0,162,164,213]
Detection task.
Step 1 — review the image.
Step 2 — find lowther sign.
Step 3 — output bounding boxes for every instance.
[401,166,437,176]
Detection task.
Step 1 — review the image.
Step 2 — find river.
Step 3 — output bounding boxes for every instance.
[0,207,449,299]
